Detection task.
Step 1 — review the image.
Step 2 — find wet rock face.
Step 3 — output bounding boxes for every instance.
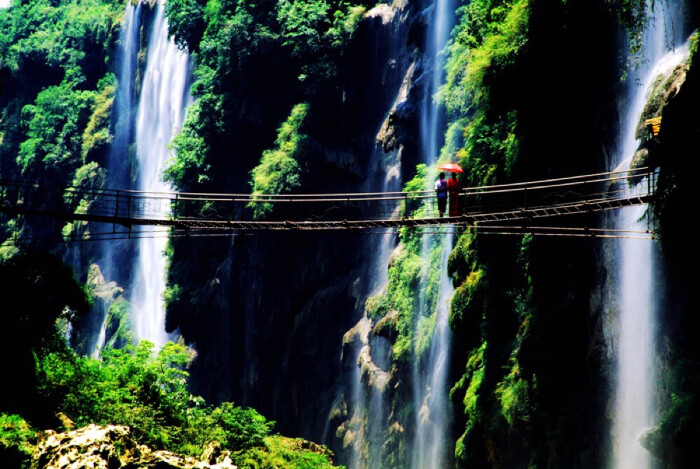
[377,63,418,154]
[32,425,236,469]
[636,60,690,141]
[625,51,691,182]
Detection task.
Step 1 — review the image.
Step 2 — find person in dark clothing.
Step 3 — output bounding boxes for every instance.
[435,172,448,217]
[448,172,460,216]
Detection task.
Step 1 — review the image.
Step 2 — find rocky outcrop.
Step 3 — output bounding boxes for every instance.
[629,48,691,177]
[377,62,418,154]
[32,425,236,469]
[70,263,126,355]
[635,57,690,140]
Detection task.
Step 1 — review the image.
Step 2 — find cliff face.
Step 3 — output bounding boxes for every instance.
[642,32,700,467]
[163,1,700,467]
[4,0,700,467]
[164,0,423,444]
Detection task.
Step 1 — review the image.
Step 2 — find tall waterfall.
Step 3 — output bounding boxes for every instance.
[346,152,401,469]
[91,2,141,357]
[130,1,191,346]
[412,0,456,465]
[611,1,688,467]
[420,0,455,168]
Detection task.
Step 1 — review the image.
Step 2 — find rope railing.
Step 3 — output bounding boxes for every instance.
[0,167,655,230]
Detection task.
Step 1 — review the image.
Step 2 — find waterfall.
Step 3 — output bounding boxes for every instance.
[420,0,455,168]
[412,231,454,469]
[346,156,401,469]
[411,0,456,465]
[611,1,688,467]
[130,1,191,346]
[90,2,141,357]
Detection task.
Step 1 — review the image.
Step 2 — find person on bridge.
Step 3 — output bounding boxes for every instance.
[448,172,461,216]
[435,172,448,217]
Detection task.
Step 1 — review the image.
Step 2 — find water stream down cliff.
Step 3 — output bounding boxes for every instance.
[4,0,699,466]
[610,1,690,467]
[130,1,191,346]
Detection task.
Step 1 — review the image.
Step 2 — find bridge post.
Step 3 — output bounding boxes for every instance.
[115,190,120,218]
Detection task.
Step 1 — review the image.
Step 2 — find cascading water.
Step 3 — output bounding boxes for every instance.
[345,155,401,469]
[412,231,454,469]
[611,1,688,467]
[411,0,456,465]
[91,2,141,357]
[130,1,191,346]
[420,0,455,167]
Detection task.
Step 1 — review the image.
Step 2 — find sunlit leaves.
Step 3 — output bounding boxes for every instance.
[248,102,307,218]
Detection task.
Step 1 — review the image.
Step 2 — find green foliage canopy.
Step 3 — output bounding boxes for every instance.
[248,102,307,218]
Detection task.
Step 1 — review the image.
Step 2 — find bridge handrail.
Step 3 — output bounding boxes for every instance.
[171,166,653,201]
[462,167,650,193]
[0,167,653,206]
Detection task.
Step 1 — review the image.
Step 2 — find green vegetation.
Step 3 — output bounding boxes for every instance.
[0,0,121,245]
[450,343,485,465]
[242,436,340,468]
[0,249,340,467]
[606,0,651,62]
[103,297,133,350]
[0,414,35,466]
[37,341,273,458]
[366,165,451,363]
[162,0,372,195]
[440,0,527,186]
[164,101,211,188]
[248,102,307,218]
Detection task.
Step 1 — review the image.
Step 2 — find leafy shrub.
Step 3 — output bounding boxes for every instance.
[248,103,307,218]
[37,340,275,460]
[0,414,35,467]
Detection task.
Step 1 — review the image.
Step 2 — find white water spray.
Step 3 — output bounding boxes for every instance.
[420,0,455,168]
[612,1,688,467]
[91,2,141,357]
[412,0,456,464]
[346,153,402,469]
[130,2,191,346]
[413,231,454,469]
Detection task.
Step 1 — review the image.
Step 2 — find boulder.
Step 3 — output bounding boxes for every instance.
[32,424,237,469]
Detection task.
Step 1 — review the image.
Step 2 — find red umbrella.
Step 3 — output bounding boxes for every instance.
[438,162,463,173]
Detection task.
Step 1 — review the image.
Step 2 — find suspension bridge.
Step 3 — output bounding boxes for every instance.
[0,167,656,242]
